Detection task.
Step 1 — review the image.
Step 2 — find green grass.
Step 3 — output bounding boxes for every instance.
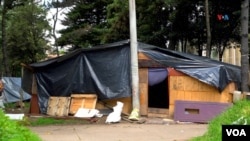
[3,102,91,126]
[28,117,90,126]
[0,109,42,141]
[191,99,250,141]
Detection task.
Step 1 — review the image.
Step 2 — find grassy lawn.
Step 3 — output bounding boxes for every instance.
[26,116,93,126]
[0,109,42,141]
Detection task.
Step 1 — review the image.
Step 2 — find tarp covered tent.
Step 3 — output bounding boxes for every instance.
[139,42,241,92]
[22,40,241,114]
[2,77,31,103]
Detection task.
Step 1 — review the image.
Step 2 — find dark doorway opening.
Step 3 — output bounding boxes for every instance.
[148,77,169,108]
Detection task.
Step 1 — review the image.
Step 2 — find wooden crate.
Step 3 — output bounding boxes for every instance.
[47,97,71,117]
[69,94,97,115]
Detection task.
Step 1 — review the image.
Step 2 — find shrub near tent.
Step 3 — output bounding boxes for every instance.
[0,110,41,141]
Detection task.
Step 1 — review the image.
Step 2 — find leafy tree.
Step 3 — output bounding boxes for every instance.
[6,1,51,76]
[167,0,241,57]
[57,0,112,49]
[56,0,242,61]
[1,0,16,76]
[58,0,174,48]
[168,0,201,51]
[105,0,173,48]
[136,0,172,47]
[43,0,78,56]
[210,0,241,60]
[104,0,129,43]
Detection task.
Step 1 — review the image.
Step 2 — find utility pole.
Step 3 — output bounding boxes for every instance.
[128,0,140,121]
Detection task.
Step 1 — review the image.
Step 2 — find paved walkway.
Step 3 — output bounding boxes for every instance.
[29,118,208,141]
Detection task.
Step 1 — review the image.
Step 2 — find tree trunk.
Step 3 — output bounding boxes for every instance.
[241,0,249,92]
[1,1,10,76]
[52,0,60,57]
[205,0,211,58]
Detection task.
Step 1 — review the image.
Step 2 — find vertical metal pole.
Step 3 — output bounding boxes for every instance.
[128,0,140,120]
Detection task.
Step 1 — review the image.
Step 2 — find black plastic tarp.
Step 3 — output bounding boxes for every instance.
[22,40,241,114]
[139,44,241,92]
[28,41,131,113]
[2,77,31,103]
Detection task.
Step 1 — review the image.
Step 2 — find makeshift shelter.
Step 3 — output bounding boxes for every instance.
[21,40,241,121]
[2,77,31,103]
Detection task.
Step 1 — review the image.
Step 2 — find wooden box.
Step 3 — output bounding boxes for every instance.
[47,96,71,117]
[69,94,97,115]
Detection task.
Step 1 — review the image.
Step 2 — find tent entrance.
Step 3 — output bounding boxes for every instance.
[147,68,169,117]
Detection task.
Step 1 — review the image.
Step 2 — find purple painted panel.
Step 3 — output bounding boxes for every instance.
[174,100,232,123]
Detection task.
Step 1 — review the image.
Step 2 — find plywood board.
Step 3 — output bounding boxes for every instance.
[184,77,200,91]
[139,68,148,116]
[138,52,150,60]
[170,76,184,90]
[140,83,148,116]
[147,108,169,118]
[30,94,40,114]
[69,94,97,115]
[47,97,71,117]
[168,74,236,118]
[139,68,148,83]
[168,104,175,118]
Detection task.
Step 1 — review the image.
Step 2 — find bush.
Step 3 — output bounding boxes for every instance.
[0,109,41,141]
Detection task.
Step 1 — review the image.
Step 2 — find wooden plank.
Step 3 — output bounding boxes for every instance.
[69,94,97,115]
[47,97,71,117]
[184,76,199,91]
[139,68,148,116]
[169,76,185,90]
[168,104,175,118]
[139,60,165,68]
[147,113,169,118]
[148,108,169,118]
[148,108,168,114]
[167,68,185,76]
[138,52,150,60]
[140,83,148,116]
[168,74,236,119]
[139,68,148,83]
[29,94,40,114]
[71,95,97,98]
[31,74,37,94]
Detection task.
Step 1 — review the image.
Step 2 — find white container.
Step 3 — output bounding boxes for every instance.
[233,91,242,103]
[244,92,250,100]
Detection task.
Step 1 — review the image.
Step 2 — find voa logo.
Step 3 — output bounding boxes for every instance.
[226,129,246,136]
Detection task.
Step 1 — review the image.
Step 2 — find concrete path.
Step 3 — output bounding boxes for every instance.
[29,122,208,141]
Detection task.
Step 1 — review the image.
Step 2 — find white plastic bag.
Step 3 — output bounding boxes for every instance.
[105,101,124,123]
